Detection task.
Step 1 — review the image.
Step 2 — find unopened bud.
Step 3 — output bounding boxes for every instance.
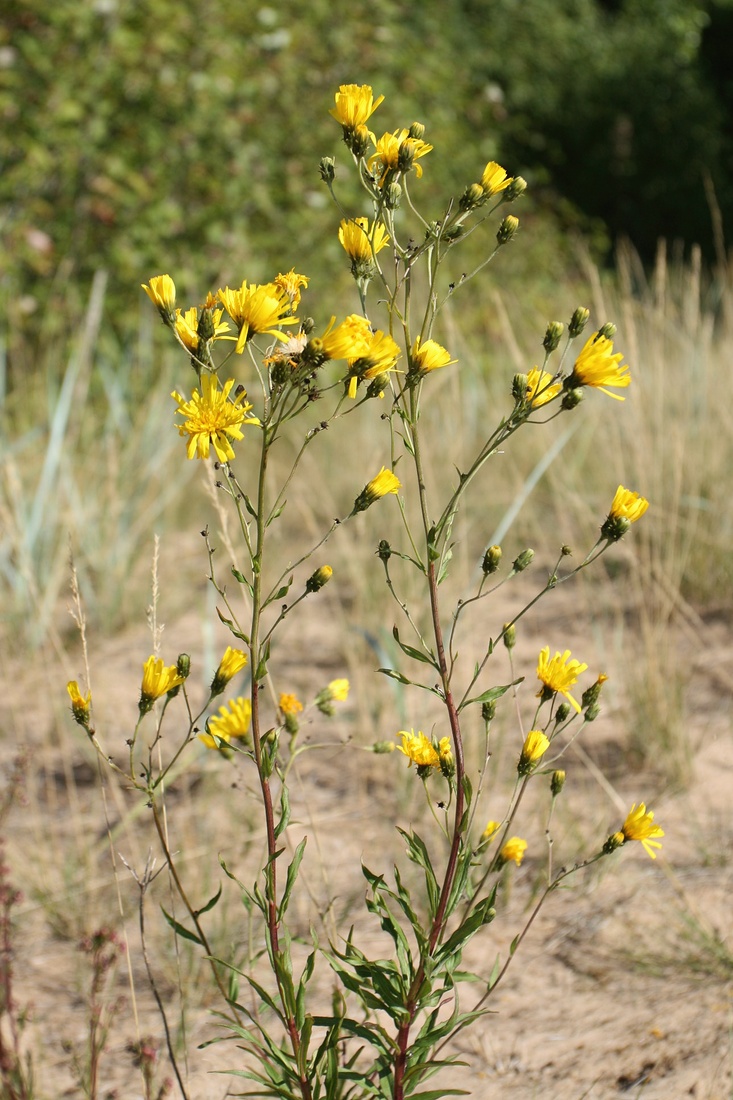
[306,565,333,593]
[300,316,316,336]
[569,307,590,337]
[504,176,527,201]
[597,322,617,340]
[561,387,583,411]
[271,359,290,386]
[543,321,564,353]
[350,125,370,158]
[497,215,519,244]
[584,701,601,722]
[512,548,534,573]
[503,623,516,650]
[319,157,336,183]
[554,702,571,724]
[551,769,566,796]
[408,121,425,140]
[581,673,608,711]
[459,183,485,212]
[385,182,402,209]
[482,700,496,722]
[366,374,390,399]
[372,740,396,754]
[512,372,529,403]
[176,654,191,679]
[377,539,392,562]
[482,545,502,574]
[561,544,572,556]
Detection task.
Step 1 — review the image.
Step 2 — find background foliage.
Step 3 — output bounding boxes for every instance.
[2,0,732,355]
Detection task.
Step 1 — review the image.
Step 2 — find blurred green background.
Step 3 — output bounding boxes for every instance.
[2,0,732,358]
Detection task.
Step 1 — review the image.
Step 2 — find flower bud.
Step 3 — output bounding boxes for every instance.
[482,545,502,574]
[271,358,290,386]
[568,307,590,337]
[554,702,571,724]
[377,539,392,562]
[602,831,625,856]
[319,157,336,183]
[561,544,572,556]
[409,121,426,140]
[496,215,519,245]
[518,729,550,775]
[385,182,402,209]
[366,374,391,399]
[585,701,601,722]
[67,681,92,731]
[581,673,608,711]
[561,387,583,411]
[512,373,529,403]
[597,322,617,340]
[305,565,333,593]
[482,700,496,722]
[372,740,396,753]
[459,183,485,212]
[210,646,248,697]
[503,176,527,201]
[512,548,534,573]
[443,223,464,242]
[503,623,516,650]
[176,653,191,679]
[543,321,564,353]
[550,769,566,796]
[350,125,370,158]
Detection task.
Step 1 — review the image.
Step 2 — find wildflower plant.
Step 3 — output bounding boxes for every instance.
[72,84,661,1098]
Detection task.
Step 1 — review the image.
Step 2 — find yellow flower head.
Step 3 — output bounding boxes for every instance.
[279,693,304,717]
[139,656,185,713]
[525,368,562,408]
[274,269,309,310]
[397,729,440,770]
[601,485,649,541]
[210,646,248,696]
[368,129,433,185]
[171,375,259,463]
[218,281,299,353]
[568,333,631,399]
[536,646,588,714]
[199,696,252,750]
[518,729,550,775]
[499,837,527,867]
[438,736,455,778]
[347,330,401,397]
[353,467,402,513]
[327,678,350,702]
[481,161,514,196]
[620,802,665,859]
[482,820,501,842]
[174,305,231,353]
[409,337,457,377]
[142,274,176,319]
[310,314,373,363]
[67,681,92,728]
[329,84,384,129]
[338,217,390,266]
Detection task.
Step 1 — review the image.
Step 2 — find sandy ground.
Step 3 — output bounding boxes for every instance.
[2,551,732,1100]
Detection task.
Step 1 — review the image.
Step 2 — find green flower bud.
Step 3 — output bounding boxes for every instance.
[543,321,564,353]
[306,565,333,593]
[561,387,584,411]
[408,121,426,140]
[503,176,527,201]
[482,545,502,574]
[512,548,534,573]
[377,539,392,562]
[551,769,566,796]
[176,653,191,679]
[319,157,336,183]
[371,740,396,754]
[554,702,571,724]
[385,182,402,209]
[459,182,486,211]
[481,700,496,722]
[496,215,519,244]
[512,373,529,403]
[271,359,290,386]
[503,623,516,650]
[568,307,590,337]
[597,322,617,340]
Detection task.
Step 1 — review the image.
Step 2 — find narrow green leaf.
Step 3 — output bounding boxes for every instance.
[242,493,258,519]
[378,667,412,685]
[279,837,307,920]
[437,546,453,585]
[274,784,291,839]
[194,882,222,917]
[231,566,248,583]
[160,906,202,945]
[392,625,438,668]
[458,678,523,713]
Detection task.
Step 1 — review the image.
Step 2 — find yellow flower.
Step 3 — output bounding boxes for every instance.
[409,337,457,377]
[499,837,527,867]
[481,161,514,196]
[174,305,231,353]
[482,820,501,842]
[309,314,373,363]
[329,84,384,129]
[338,217,390,265]
[141,274,176,319]
[525,368,562,408]
[397,729,440,770]
[368,129,433,185]
[327,678,350,702]
[67,681,91,728]
[352,467,402,513]
[210,646,248,696]
[139,656,185,713]
[620,802,665,859]
[438,736,455,778]
[218,281,299,353]
[518,729,550,775]
[279,693,304,717]
[305,565,333,592]
[536,646,588,714]
[567,333,631,399]
[199,696,252,750]
[171,375,259,462]
[347,330,401,397]
[274,269,309,310]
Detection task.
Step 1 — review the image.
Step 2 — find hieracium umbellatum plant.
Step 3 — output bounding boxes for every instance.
[68,83,662,1098]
